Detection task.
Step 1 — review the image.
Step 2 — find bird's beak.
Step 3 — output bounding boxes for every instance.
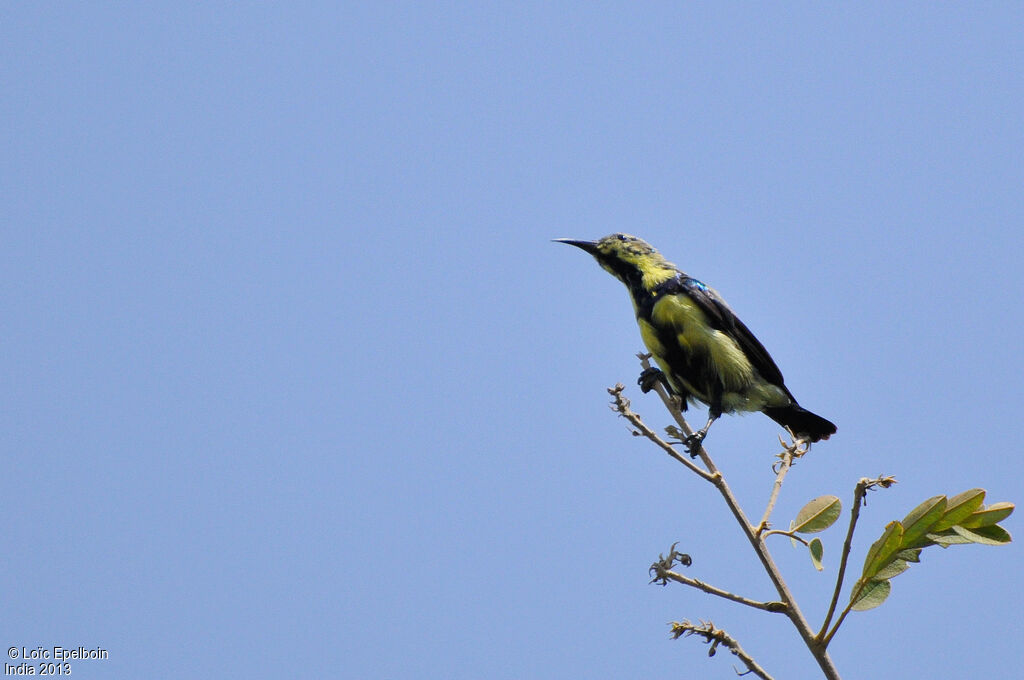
[552,238,599,255]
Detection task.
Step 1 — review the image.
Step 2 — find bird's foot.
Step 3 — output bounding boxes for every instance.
[637,367,666,393]
[683,431,707,458]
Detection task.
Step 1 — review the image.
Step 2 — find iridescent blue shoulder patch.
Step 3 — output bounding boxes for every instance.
[687,278,708,292]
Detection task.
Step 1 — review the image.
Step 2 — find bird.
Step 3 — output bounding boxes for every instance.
[556,233,835,454]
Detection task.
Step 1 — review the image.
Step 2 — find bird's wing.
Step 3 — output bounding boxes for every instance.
[675,276,788,389]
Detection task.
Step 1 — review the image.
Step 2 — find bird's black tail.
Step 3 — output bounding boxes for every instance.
[763,404,836,443]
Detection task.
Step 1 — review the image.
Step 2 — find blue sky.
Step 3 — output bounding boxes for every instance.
[3,3,1022,678]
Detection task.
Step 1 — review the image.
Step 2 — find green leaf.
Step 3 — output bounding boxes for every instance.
[792,495,842,534]
[809,537,824,571]
[900,495,947,547]
[851,579,891,611]
[960,502,1015,529]
[861,521,904,581]
[874,559,910,580]
[968,525,1013,544]
[844,490,1012,615]
[926,531,973,547]
[951,524,1013,546]
[932,488,986,532]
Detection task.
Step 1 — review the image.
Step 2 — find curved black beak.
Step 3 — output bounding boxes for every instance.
[552,238,599,255]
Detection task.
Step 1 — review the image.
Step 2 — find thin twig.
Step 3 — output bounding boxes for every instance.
[607,384,714,482]
[670,620,775,680]
[761,529,810,546]
[654,569,788,613]
[636,354,722,477]
[757,440,800,535]
[819,475,897,646]
[816,479,868,643]
[823,599,854,649]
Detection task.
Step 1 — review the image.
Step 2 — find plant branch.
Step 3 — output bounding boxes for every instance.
[761,529,810,546]
[670,620,775,680]
[818,475,897,646]
[756,439,803,535]
[636,354,722,477]
[816,480,868,642]
[607,384,714,482]
[823,600,854,649]
[654,568,788,613]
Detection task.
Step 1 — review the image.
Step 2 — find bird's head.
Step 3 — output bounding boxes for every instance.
[555,233,677,288]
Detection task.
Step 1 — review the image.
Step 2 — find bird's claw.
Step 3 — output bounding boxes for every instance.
[637,366,666,394]
[683,432,706,458]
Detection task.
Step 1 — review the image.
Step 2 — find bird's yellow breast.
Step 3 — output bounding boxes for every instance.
[648,294,755,392]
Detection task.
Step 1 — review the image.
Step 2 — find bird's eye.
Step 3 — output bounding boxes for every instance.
[617,234,628,241]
